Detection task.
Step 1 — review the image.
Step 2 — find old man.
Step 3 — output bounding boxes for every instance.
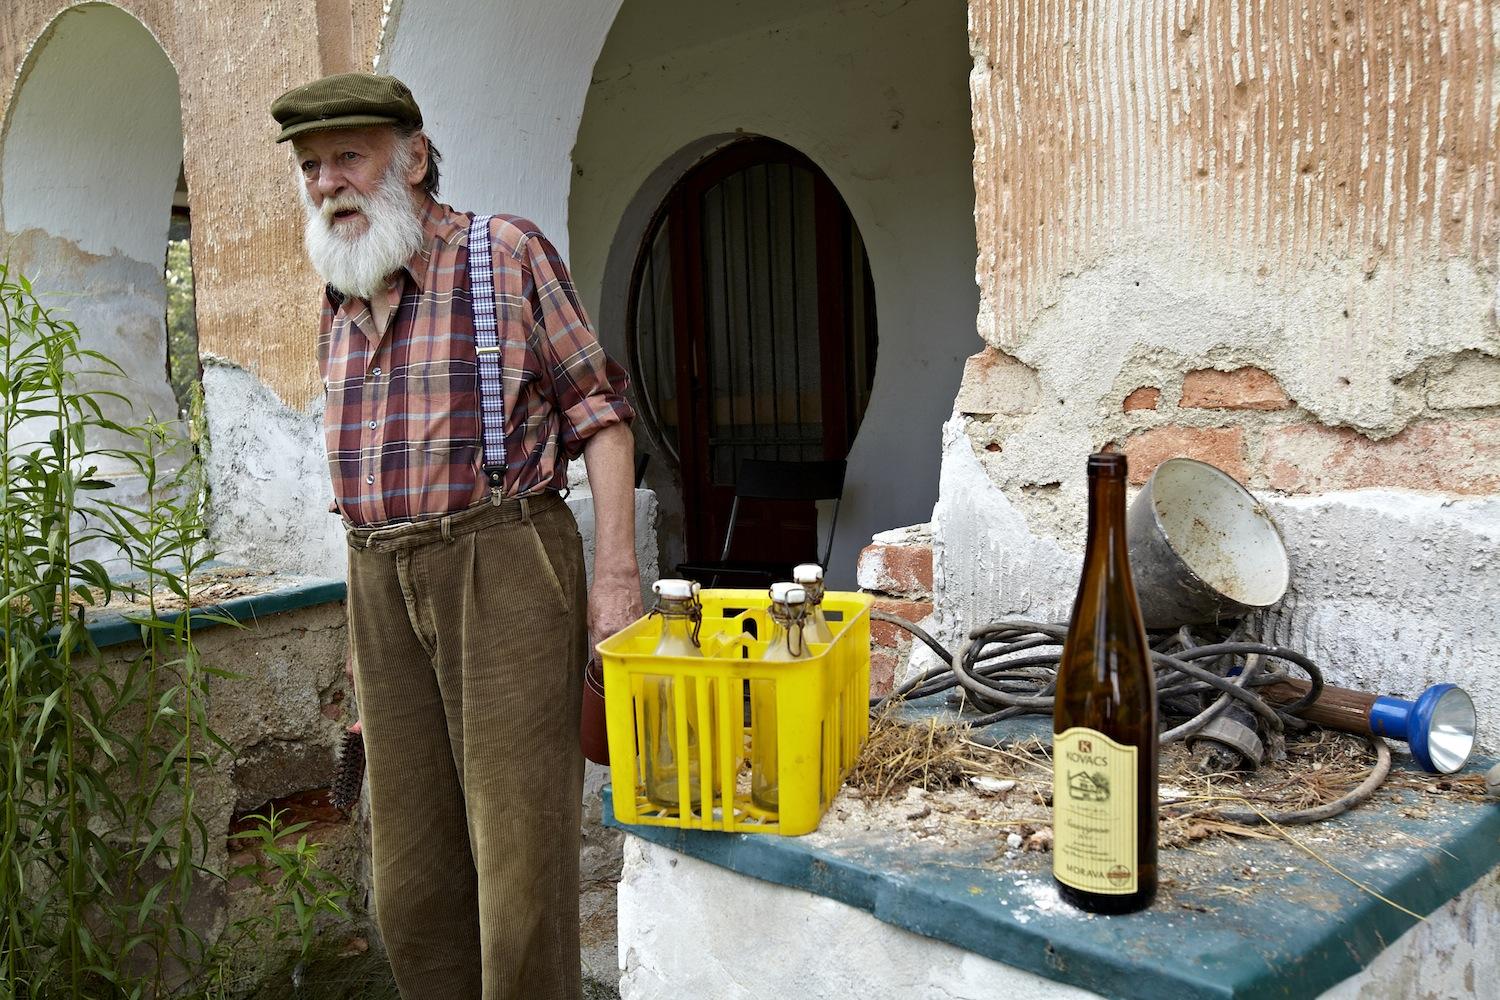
[271,73,642,999]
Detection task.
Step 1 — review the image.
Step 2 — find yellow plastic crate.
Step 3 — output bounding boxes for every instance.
[599,588,873,836]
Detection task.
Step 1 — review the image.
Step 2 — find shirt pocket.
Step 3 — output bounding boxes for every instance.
[405,357,476,400]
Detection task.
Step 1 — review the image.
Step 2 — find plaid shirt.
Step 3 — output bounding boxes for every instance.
[316,198,634,527]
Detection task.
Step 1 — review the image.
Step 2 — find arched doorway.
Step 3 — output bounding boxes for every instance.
[1,3,191,563]
[1,3,190,424]
[628,137,878,566]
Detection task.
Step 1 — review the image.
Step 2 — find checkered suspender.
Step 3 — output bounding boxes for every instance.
[468,214,507,501]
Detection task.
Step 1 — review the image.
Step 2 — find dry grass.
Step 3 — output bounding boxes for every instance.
[846,709,981,801]
[847,710,1479,852]
[92,567,278,614]
[1383,766,1492,802]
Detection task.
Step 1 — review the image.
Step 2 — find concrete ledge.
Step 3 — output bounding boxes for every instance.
[618,837,1500,1000]
[604,742,1500,999]
[83,573,346,650]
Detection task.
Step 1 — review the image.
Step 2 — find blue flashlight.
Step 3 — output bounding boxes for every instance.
[1368,684,1477,775]
[1264,679,1478,775]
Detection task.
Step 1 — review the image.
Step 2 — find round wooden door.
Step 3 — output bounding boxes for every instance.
[629,138,878,564]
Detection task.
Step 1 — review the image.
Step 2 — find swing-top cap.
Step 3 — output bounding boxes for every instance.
[792,564,824,584]
[769,583,808,605]
[652,579,699,601]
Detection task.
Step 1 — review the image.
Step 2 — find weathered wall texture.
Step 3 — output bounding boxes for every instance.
[964,0,1498,502]
[2,7,182,441]
[950,0,1500,740]
[0,6,192,573]
[618,838,1500,1000]
[0,0,384,411]
[971,0,1497,351]
[201,360,349,576]
[2,5,180,265]
[97,602,369,973]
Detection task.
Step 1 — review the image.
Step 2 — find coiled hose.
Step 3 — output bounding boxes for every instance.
[868,612,1391,825]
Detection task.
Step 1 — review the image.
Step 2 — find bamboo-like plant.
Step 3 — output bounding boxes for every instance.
[0,258,126,999]
[0,261,349,999]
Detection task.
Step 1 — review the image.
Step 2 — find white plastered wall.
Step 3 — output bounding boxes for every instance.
[0,3,186,566]
[200,359,347,575]
[618,838,1500,1000]
[2,4,180,267]
[569,0,980,585]
[383,0,980,586]
[380,0,626,258]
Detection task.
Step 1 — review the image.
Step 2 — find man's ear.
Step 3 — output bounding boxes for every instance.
[404,133,429,188]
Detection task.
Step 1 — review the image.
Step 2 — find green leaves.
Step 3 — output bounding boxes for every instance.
[0,261,351,999]
[224,808,351,969]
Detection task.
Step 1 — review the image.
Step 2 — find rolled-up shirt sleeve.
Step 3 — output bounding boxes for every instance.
[522,232,635,459]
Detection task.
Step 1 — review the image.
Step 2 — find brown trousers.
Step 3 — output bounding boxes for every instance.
[346,493,586,1000]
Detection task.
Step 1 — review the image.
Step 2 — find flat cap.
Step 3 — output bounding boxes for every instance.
[271,72,422,143]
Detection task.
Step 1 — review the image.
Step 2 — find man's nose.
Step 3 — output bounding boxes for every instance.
[316,165,344,199]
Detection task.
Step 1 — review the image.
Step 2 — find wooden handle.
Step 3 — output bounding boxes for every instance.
[1259,677,1377,734]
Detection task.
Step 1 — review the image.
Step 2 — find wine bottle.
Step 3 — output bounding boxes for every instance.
[1052,453,1158,914]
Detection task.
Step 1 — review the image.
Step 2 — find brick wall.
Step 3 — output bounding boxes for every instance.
[856,527,935,696]
[1115,362,1500,493]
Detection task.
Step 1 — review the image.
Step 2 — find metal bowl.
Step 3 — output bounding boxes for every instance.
[1127,458,1291,629]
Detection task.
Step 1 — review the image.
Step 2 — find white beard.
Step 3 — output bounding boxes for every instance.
[301,159,424,301]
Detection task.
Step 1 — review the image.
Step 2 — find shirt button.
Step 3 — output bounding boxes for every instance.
[365,474,374,485]
[371,366,381,376]
[368,420,377,429]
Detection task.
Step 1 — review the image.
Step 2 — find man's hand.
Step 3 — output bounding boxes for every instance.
[589,572,644,651]
[581,422,643,650]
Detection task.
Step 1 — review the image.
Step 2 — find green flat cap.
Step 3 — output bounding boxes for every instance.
[271,72,422,143]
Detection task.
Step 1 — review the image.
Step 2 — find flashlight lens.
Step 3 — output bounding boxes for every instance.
[1427,688,1476,774]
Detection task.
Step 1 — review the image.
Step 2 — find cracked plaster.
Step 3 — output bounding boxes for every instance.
[926,415,1500,755]
[618,838,1500,999]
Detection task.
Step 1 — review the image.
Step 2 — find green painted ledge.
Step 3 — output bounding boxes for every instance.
[83,574,347,650]
[604,719,1500,1000]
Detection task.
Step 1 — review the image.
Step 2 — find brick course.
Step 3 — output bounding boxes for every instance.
[870,597,935,647]
[1260,419,1500,494]
[1181,367,1290,411]
[858,534,936,698]
[1123,386,1161,412]
[1119,426,1249,484]
[857,542,934,597]
[953,347,1041,416]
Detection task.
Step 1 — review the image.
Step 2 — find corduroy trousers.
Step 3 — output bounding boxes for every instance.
[346,492,586,1000]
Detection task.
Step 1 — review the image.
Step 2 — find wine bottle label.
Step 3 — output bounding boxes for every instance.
[1052,726,1139,895]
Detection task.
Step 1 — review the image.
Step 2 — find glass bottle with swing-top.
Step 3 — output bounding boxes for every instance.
[750,583,812,812]
[792,563,835,644]
[643,579,708,810]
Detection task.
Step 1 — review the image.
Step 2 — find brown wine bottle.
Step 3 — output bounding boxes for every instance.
[1052,453,1158,914]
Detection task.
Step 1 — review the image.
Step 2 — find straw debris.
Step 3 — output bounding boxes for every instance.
[846,710,978,802]
[844,711,1482,854]
[94,567,283,614]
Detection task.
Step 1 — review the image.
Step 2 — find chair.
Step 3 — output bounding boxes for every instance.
[676,458,847,588]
